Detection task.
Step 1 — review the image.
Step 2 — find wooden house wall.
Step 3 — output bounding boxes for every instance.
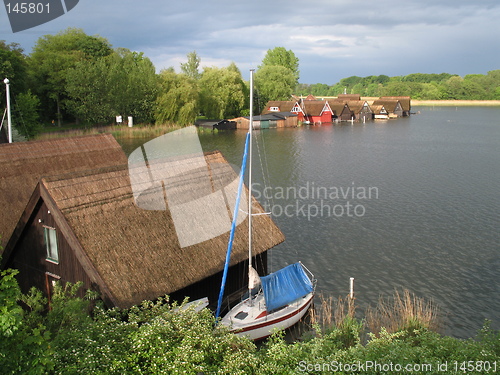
[8,199,94,299]
[320,110,333,123]
[281,116,298,127]
[332,106,353,121]
[357,106,374,122]
[394,103,404,117]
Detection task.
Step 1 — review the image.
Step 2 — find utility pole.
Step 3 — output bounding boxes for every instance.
[4,78,12,143]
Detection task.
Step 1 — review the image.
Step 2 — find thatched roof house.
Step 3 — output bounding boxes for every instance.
[2,149,284,309]
[381,96,411,116]
[371,99,404,117]
[0,134,127,249]
[327,101,353,121]
[371,105,390,119]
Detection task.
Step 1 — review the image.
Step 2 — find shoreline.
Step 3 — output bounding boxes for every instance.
[320,97,500,106]
[411,100,500,106]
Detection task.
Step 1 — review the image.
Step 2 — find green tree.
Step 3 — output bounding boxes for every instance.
[155,69,199,126]
[65,48,158,124]
[259,47,300,83]
[180,50,201,80]
[0,41,27,107]
[255,65,297,109]
[199,66,247,119]
[65,57,114,124]
[441,76,466,99]
[28,28,113,125]
[309,83,330,96]
[107,49,158,123]
[13,90,41,139]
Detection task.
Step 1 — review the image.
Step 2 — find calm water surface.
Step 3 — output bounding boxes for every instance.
[120,107,500,338]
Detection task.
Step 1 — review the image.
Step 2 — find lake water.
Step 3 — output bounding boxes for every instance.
[119,106,500,339]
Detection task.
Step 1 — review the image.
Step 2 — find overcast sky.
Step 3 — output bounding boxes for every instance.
[1,0,499,84]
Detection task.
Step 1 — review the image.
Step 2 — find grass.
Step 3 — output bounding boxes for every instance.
[35,123,183,141]
[310,288,441,345]
[365,288,441,337]
[316,97,500,106]
[411,100,500,106]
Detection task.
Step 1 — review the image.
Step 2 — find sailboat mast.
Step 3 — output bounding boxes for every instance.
[248,69,254,305]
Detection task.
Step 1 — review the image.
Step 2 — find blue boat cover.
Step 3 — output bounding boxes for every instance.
[261,263,314,312]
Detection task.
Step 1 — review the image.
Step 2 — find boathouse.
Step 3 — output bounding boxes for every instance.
[371,98,404,118]
[347,101,373,122]
[381,96,411,116]
[328,99,372,122]
[371,104,390,119]
[327,101,353,122]
[232,112,297,129]
[262,95,410,124]
[1,137,284,309]
[300,100,333,124]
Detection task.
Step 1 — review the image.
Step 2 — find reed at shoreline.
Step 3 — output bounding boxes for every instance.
[411,100,500,106]
[35,123,182,141]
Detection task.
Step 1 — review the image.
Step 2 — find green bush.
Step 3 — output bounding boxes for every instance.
[1,270,499,374]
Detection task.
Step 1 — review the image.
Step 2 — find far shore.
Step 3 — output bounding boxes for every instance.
[319,97,500,106]
[411,99,500,106]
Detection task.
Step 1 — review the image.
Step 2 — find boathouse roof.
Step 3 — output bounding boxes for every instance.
[381,96,411,111]
[372,99,402,112]
[0,134,127,249]
[262,101,296,114]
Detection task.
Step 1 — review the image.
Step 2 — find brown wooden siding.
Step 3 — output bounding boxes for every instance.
[9,199,93,299]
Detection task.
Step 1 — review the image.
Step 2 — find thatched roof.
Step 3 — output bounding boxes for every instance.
[0,134,127,249]
[372,99,401,112]
[38,151,284,308]
[370,105,387,115]
[347,100,371,113]
[381,96,411,111]
[262,101,296,114]
[301,100,327,116]
[327,101,351,116]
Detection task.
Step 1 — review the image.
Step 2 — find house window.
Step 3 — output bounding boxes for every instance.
[269,107,279,112]
[44,226,59,263]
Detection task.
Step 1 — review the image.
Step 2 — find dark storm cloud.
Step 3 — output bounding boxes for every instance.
[1,0,498,83]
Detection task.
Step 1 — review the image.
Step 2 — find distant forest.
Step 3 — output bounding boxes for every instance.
[296,71,500,100]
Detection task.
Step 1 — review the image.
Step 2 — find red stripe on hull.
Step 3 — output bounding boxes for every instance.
[232,295,314,340]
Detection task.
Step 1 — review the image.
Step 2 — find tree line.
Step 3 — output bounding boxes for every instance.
[1,28,499,140]
[296,71,500,100]
[0,29,299,139]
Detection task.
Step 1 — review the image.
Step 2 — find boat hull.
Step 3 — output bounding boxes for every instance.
[221,292,314,341]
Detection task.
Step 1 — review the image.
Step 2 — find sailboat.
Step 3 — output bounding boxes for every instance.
[216,70,316,341]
